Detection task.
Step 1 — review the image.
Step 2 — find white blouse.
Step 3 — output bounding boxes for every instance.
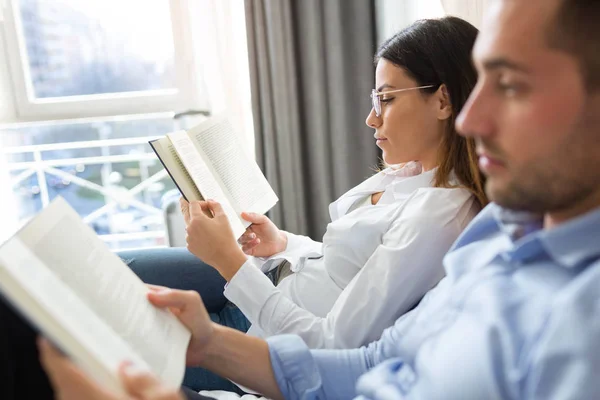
[223,163,480,349]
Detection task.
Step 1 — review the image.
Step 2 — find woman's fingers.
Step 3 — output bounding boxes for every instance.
[238,231,257,245]
[180,198,191,225]
[207,200,225,217]
[242,238,260,254]
[189,201,211,219]
[199,201,214,217]
[241,212,267,224]
[189,200,223,219]
[184,201,214,221]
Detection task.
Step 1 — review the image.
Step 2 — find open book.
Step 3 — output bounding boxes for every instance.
[0,198,191,396]
[150,115,279,238]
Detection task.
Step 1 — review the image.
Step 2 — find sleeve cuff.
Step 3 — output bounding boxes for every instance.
[284,231,323,255]
[267,335,323,400]
[224,260,279,323]
[255,232,323,272]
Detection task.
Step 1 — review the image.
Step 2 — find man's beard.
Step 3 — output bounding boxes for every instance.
[482,129,600,214]
[485,162,596,213]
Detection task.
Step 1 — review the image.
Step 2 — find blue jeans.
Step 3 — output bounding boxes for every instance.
[118,247,251,394]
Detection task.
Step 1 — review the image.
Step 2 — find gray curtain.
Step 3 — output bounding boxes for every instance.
[245,0,379,239]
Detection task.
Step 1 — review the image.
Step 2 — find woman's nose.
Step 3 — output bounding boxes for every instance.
[365,108,381,128]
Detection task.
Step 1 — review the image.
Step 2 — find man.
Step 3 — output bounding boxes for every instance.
[4,0,600,398]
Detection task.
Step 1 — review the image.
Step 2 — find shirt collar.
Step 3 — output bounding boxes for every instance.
[328,162,435,221]
[383,163,436,202]
[381,161,424,177]
[493,207,543,241]
[494,205,600,269]
[340,162,433,199]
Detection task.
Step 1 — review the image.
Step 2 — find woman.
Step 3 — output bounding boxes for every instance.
[117,15,486,394]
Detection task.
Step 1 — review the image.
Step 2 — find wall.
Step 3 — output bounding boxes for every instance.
[375,0,445,44]
[376,0,488,45]
[441,0,488,28]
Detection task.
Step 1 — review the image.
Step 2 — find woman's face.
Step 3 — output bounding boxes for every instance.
[366,59,449,168]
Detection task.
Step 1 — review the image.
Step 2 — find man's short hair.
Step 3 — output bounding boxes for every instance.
[548,0,600,91]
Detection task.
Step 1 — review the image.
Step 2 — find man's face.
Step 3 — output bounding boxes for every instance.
[457,0,600,215]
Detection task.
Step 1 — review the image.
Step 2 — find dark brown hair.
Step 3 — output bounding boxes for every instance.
[548,0,600,91]
[376,16,488,207]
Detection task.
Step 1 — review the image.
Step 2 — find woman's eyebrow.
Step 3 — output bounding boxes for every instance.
[376,83,396,92]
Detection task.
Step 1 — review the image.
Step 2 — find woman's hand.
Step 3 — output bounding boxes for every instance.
[238,212,287,257]
[183,199,247,280]
[38,338,184,400]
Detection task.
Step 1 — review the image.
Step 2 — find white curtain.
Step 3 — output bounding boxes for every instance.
[188,0,255,155]
[441,0,488,28]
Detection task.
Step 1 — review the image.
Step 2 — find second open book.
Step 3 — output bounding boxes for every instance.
[150,116,279,238]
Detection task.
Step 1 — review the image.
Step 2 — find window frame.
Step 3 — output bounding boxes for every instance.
[1,0,203,122]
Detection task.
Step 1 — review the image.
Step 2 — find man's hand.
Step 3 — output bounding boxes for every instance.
[238,212,287,257]
[146,285,283,399]
[146,285,215,366]
[38,338,184,400]
[184,200,247,280]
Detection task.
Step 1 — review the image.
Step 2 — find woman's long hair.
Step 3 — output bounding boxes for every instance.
[376,17,488,207]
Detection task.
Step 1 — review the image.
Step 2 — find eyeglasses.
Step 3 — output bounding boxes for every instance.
[370,85,437,117]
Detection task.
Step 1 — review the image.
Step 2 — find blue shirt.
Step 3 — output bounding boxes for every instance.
[266,204,600,399]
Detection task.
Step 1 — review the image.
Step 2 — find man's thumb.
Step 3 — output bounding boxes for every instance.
[147,288,187,309]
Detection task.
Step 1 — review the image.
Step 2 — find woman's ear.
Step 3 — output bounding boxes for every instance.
[436,84,453,121]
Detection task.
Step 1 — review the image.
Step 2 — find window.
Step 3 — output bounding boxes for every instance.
[0,0,254,249]
[3,0,204,120]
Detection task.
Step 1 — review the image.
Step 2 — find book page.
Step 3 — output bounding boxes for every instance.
[15,198,191,386]
[188,116,279,218]
[168,131,246,238]
[0,238,151,395]
[149,137,203,202]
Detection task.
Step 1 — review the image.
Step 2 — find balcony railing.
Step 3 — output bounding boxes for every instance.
[2,115,179,249]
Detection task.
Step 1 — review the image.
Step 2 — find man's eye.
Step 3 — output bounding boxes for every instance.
[380,97,394,102]
[496,81,525,97]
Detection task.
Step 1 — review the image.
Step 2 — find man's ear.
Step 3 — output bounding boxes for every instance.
[436,84,453,121]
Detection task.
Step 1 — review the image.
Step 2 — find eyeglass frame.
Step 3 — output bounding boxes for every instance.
[370,85,437,117]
